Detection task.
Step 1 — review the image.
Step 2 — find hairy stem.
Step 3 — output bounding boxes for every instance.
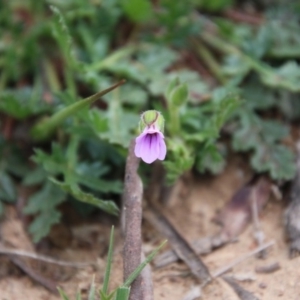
[123,140,152,300]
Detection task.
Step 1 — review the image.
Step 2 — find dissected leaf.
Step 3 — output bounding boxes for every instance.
[50,178,119,216]
[251,144,296,181]
[28,209,62,243]
[0,172,16,202]
[233,112,296,180]
[261,61,300,92]
[24,181,66,214]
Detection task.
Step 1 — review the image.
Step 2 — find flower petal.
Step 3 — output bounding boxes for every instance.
[134,131,149,158]
[158,136,167,160]
[139,134,159,164]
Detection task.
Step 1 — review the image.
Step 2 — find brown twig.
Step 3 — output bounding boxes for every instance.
[9,255,58,294]
[154,236,212,268]
[222,276,260,300]
[285,141,300,258]
[0,245,94,267]
[255,262,281,274]
[155,177,271,268]
[251,188,266,258]
[145,206,211,286]
[212,240,275,278]
[223,9,264,26]
[123,140,153,300]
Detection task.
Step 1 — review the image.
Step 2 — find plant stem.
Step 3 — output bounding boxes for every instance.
[191,38,227,84]
[200,31,269,76]
[122,140,144,300]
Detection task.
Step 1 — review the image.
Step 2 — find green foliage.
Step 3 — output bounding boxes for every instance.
[0,0,299,243]
[121,0,152,23]
[232,113,296,180]
[24,181,66,242]
[50,178,119,216]
[58,227,166,300]
[163,79,240,183]
[31,81,125,141]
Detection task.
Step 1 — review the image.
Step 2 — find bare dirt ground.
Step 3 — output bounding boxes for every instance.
[0,158,300,300]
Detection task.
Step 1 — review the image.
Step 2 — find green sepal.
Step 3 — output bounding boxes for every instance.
[138,110,165,133]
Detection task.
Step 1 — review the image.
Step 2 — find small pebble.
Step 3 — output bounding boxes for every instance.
[259,282,267,289]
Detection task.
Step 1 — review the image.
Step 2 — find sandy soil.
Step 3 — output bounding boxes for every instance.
[0,159,300,300]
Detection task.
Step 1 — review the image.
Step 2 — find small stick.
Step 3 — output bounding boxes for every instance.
[0,246,94,267]
[285,141,300,258]
[223,9,264,26]
[9,255,58,294]
[141,251,154,300]
[255,262,280,274]
[212,240,275,278]
[222,276,260,300]
[181,241,273,300]
[251,188,265,258]
[154,236,212,268]
[145,207,211,286]
[123,140,152,300]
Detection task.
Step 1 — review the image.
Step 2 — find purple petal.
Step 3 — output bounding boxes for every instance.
[142,134,159,164]
[134,130,167,164]
[158,136,167,160]
[134,134,146,158]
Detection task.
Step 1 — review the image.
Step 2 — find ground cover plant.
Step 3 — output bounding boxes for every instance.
[0,0,300,299]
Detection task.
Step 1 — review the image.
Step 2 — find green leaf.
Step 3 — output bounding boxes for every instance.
[22,167,47,186]
[0,87,49,119]
[33,144,66,175]
[260,61,300,92]
[28,210,62,243]
[163,139,194,184]
[166,77,180,98]
[58,287,70,300]
[49,5,73,62]
[196,144,226,174]
[0,172,16,202]
[115,287,130,300]
[101,226,115,296]
[50,178,119,216]
[76,292,82,300]
[169,83,189,107]
[121,0,153,23]
[251,144,296,181]
[232,111,296,180]
[31,81,125,141]
[74,174,123,194]
[24,181,66,214]
[88,276,96,300]
[0,201,4,217]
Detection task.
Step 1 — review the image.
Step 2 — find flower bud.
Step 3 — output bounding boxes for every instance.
[139,110,165,133]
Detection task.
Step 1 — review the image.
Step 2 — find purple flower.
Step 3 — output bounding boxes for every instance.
[134,125,167,164]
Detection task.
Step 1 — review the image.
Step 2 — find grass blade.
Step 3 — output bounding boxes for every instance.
[115,287,130,300]
[76,291,82,300]
[88,275,96,300]
[102,226,115,295]
[31,80,125,141]
[123,240,167,288]
[57,287,70,300]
